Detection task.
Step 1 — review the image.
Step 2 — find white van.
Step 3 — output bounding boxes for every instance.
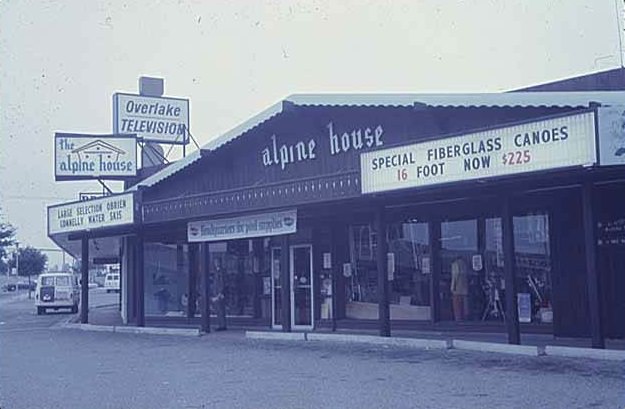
[104,273,120,293]
[35,273,80,315]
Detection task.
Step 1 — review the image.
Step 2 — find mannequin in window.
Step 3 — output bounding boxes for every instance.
[450,256,469,321]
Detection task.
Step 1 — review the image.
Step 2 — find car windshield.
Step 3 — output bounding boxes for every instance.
[42,276,55,286]
[55,276,70,286]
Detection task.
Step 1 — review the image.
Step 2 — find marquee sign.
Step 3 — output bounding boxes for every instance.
[48,192,135,235]
[55,133,137,181]
[188,210,297,242]
[361,111,597,194]
[113,93,190,144]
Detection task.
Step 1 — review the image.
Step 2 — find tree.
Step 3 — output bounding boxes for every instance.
[9,246,47,277]
[0,210,16,268]
[0,209,16,275]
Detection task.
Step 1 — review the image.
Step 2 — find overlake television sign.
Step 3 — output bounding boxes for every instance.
[113,93,190,145]
[54,133,137,181]
[360,111,597,194]
[48,192,135,235]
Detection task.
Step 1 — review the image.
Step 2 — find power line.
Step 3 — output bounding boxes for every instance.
[2,195,75,201]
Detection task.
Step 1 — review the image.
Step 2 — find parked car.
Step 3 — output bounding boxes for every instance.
[104,273,120,293]
[2,283,16,292]
[35,273,80,315]
[17,282,36,291]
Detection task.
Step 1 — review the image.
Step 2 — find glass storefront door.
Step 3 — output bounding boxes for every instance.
[270,247,282,329]
[290,245,314,329]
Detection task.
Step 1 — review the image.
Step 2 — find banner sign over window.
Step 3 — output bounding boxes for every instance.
[113,93,190,145]
[360,111,597,194]
[188,210,297,242]
[55,133,137,181]
[598,105,625,166]
[48,192,135,235]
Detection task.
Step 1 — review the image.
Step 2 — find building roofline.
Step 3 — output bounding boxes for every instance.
[128,90,625,191]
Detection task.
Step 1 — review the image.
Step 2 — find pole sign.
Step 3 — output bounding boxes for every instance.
[55,133,137,181]
[48,192,135,235]
[113,93,190,144]
[360,111,597,194]
[79,192,111,201]
[188,210,297,242]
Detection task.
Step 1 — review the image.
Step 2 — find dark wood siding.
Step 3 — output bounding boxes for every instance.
[143,105,575,221]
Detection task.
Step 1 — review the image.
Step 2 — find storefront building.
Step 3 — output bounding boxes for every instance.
[50,69,625,347]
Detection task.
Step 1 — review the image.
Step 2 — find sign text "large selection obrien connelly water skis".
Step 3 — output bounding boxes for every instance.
[48,193,135,235]
[113,93,190,144]
[360,111,597,194]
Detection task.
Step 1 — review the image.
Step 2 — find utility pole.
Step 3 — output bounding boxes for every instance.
[615,0,625,68]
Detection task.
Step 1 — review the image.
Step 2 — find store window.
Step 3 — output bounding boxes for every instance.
[145,243,189,316]
[483,218,505,321]
[209,240,256,317]
[514,213,552,324]
[346,224,379,319]
[440,219,479,321]
[387,221,431,320]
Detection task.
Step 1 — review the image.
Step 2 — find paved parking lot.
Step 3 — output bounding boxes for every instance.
[1,293,624,409]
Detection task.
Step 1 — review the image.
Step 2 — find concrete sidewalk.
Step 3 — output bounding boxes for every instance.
[72,304,625,361]
[246,330,625,361]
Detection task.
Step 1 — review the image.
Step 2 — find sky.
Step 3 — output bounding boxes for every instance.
[0,0,622,267]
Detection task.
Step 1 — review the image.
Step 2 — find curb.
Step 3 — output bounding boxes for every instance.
[62,322,200,337]
[451,340,541,356]
[544,345,625,361]
[244,331,624,361]
[307,333,449,350]
[246,331,306,341]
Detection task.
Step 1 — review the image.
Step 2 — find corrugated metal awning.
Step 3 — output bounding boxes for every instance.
[130,91,625,190]
[287,91,625,108]
[129,100,285,190]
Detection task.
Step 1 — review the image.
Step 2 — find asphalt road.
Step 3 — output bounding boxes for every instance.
[1,292,624,409]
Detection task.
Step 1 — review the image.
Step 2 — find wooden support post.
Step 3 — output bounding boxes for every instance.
[135,230,145,327]
[375,207,391,337]
[330,225,341,332]
[200,243,211,333]
[252,239,263,319]
[582,180,605,349]
[188,243,199,319]
[280,235,291,332]
[429,220,441,323]
[502,196,520,344]
[80,236,89,324]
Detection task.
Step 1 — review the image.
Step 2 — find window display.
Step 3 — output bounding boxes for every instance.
[346,224,379,319]
[513,213,552,324]
[209,240,258,317]
[387,221,431,320]
[144,243,189,316]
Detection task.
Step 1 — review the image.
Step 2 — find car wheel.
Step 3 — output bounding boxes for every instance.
[37,307,45,315]
[106,289,110,293]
